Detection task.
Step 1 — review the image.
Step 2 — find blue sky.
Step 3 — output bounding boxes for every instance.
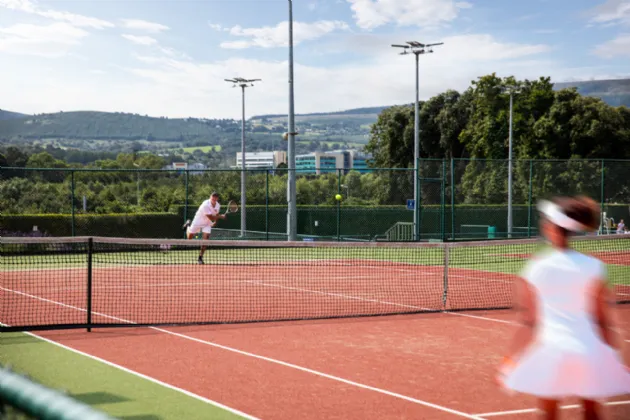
[1,0,629,119]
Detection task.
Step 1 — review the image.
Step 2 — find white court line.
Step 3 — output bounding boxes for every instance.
[0,286,483,420]
[476,400,630,417]
[240,280,435,312]
[0,324,258,420]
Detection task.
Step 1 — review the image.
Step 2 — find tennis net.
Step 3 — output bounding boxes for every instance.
[1,235,629,331]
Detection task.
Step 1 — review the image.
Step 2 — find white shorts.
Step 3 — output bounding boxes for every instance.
[187,224,212,235]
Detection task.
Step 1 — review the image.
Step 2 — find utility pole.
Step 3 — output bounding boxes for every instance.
[391,41,443,241]
[502,85,521,238]
[287,0,298,241]
[225,77,261,237]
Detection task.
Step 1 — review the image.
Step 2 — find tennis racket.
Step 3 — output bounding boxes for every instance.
[223,200,239,215]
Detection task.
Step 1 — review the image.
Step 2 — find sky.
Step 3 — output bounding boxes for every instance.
[1,0,630,119]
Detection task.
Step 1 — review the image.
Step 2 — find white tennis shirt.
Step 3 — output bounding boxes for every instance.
[521,248,606,350]
[191,200,221,227]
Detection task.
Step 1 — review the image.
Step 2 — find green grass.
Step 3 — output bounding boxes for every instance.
[176,145,222,153]
[0,332,246,419]
[4,238,629,286]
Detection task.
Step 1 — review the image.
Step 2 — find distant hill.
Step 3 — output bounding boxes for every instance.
[251,106,392,127]
[0,111,231,141]
[252,106,390,120]
[0,109,29,120]
[554,78,630,108]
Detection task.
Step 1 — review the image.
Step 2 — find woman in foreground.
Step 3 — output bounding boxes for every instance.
[498,195,630,419]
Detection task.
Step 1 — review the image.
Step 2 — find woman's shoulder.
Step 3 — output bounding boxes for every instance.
[520,248,605,281]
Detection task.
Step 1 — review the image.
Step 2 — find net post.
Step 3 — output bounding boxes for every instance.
[71,170,75,237]
[86,237,93,332]
[266,169,270,241]
[442,242,449,309]
[527,159,533,238]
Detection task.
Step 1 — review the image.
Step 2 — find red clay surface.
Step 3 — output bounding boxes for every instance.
[22,307,630,420]
[2,264,630,419]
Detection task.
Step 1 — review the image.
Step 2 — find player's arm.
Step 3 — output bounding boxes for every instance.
[505,276,537,361]
[593,277,622,352]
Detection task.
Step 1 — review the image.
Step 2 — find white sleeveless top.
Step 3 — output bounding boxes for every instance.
[521,248,606,351]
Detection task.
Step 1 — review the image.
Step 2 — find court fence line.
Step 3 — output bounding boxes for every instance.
[1,158,630,242]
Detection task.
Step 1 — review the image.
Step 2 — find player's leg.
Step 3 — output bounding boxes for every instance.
[186,225,198,240]
[581,400,601,420]
[197,226,212,264]
[538,399,558,420]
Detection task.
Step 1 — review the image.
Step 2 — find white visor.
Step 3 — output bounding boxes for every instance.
[537,200,586,232]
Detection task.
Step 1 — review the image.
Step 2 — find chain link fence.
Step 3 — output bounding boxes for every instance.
[2,159,629,241]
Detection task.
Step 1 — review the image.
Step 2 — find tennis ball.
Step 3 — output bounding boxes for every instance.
[335,194,342,201]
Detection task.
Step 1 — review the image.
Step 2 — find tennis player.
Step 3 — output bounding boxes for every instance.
[183,191,226,264]
[497,195,630,419]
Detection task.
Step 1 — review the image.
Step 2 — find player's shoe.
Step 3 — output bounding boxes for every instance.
[182,219,191,230]
[198,255,204,265]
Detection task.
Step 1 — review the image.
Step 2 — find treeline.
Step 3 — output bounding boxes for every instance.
[366,73,630,205]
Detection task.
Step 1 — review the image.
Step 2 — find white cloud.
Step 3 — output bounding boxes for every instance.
[120,19,169,33]
[121,34,158,46]
[0,22,88,57]
[346,0,472,30]
[593,33,630,57]
[220,20,350,49]
[101,33,551,119]
[588,0,630,26]
[0,0,114,29]
[208,23,225,31]
[0,30,584,121]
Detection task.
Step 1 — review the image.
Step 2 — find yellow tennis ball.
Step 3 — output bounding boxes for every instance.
[335,194,342,201]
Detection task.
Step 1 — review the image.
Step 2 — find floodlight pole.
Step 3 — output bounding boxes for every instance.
[392,41,443,241]
[414,52,419,241]
[504,86,520,239]
[508,91,513,238]
[225,77,260,237]
[287,0,297,241]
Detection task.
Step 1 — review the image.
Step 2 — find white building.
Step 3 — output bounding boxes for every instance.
[234,151,287,169]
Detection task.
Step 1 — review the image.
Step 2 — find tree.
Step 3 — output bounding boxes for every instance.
[364,105,415,169]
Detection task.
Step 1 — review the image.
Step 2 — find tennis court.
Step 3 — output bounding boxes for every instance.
[2,235,630,419]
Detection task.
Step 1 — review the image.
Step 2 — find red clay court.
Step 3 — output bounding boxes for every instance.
[2,236,630,419]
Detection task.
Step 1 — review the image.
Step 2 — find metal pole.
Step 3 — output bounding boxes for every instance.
[414,52,419,242]
[441,161,446,241]
[241,85,246,237]
[450,158,455,240]
[137,172,140,207]
[507,92,513,238]
[71,171,75,237]
[287,0,297,241]
[224,78,260,237]
[601,159,605,225]
[527,160,533,238]
[266,169,270,241]
[391,41,444,240]
[184,170,189,238]
[337,169,341,241]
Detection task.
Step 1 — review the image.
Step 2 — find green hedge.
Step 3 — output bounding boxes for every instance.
[1,213,182,238]
[2,204,628,240]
